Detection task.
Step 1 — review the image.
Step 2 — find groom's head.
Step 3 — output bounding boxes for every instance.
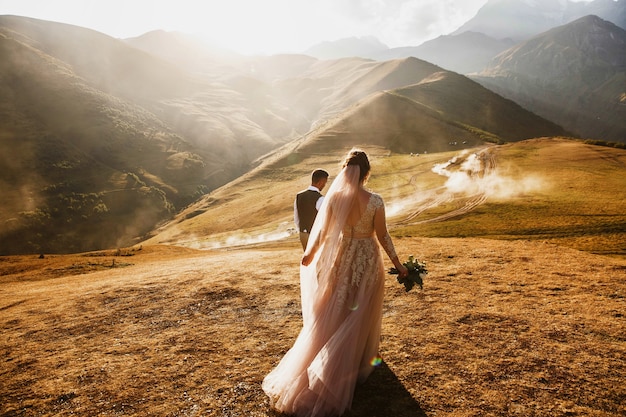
[311,169,329,191]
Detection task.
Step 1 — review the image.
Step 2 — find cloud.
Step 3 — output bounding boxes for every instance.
[0,0,596,54]
[327,0,489,47]
[0,0,489,53]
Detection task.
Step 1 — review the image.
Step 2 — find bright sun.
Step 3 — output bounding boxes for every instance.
[161,0,328,55]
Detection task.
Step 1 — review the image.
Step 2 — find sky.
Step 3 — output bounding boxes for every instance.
[0,0,594,55]
[0,0,485,55]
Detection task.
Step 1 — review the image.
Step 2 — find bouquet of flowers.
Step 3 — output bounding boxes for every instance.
[388,255,427,292]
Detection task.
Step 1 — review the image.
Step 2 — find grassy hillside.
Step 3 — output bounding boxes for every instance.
[146,138,626,258]
[0,17,300,254]
[0,16,582,255]
[0,32,197,254]
[394,71,569,141]
[395,138,626,257]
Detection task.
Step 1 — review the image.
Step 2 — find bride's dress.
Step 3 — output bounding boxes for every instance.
[263,168,398,417]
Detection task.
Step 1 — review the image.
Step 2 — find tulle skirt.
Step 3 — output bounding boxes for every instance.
[262,237,385,416]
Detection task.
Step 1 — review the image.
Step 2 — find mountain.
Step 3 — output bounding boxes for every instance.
[123,30,245,76]
[295,70,567,155]
[375,31,515,74]
[303,36,389,60]
[0,20,205,254]
[453,0,626,42]
[472,15,626,142]
[0,16,299,254]
[0,15,568,255]
[581,0,626,29]
[145,68,568,246]
[304,0,625,77]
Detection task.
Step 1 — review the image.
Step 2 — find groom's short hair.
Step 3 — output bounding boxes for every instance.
[312,169,329,183]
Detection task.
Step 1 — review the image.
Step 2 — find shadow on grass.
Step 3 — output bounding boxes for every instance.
[346,360,427,417]
[264,361,426,417]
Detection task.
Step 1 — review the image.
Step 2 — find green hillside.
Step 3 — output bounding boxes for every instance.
[146,138,626,257]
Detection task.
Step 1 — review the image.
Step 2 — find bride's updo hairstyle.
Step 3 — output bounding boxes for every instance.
[342,148,371,183]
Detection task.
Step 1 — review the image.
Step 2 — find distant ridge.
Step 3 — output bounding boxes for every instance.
[0,15,571,254]
[453,0,626,41]
[302,0,625,75]
[304,36,389,60]
[376,31,515,74]
[124,30,246,75]
[472,15,626,142]
[297,71,567,155]
[0,16,296,254]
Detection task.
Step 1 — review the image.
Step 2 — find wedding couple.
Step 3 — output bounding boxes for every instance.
[263,149,409,416]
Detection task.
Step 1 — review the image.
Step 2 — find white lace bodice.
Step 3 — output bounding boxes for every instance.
[342,193,381,237]
[340,192,397,266]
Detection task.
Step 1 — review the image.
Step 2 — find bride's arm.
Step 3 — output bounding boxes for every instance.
[374,201,408,276]
[301,207,331,266]
[301,242,318,266]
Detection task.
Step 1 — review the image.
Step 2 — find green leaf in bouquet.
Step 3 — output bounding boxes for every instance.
[388,256,427,292]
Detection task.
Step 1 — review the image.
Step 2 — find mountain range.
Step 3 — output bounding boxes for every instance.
[306,0,625,70]
[304,0,626,142]
[0,0,623,254]
[473,14,626,142]
[452,0,626,41]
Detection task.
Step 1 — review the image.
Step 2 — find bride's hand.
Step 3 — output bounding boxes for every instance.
[397,264,409,279]
[302,253,314,266]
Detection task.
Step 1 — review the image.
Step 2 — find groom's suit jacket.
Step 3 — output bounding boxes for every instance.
[295,189,322,233]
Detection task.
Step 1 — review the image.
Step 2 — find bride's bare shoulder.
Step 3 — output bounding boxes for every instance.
[369,192,384,207]
[359,189,373,201]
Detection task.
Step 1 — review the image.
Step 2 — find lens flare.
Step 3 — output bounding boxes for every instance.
[370,356,383,367]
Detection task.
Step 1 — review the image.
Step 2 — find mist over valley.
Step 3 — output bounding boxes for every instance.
[0,0,625,256]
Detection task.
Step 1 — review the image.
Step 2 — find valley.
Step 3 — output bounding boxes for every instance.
[1,4,625,414]
[4,7,624,255]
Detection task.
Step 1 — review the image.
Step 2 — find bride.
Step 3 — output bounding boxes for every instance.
[262,148,409,416]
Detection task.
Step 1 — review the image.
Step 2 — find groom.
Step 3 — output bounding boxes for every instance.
[294,169,329,250]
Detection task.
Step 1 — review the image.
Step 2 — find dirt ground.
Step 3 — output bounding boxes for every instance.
[1,237,625,416]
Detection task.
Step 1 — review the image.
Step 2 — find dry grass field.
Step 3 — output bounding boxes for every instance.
[2,139,626,416]
[1,238,625,416]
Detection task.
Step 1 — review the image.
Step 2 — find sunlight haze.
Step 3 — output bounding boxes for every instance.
[0,0,504,54]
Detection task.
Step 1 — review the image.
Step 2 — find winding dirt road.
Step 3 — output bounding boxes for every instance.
[397,147,496,225]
